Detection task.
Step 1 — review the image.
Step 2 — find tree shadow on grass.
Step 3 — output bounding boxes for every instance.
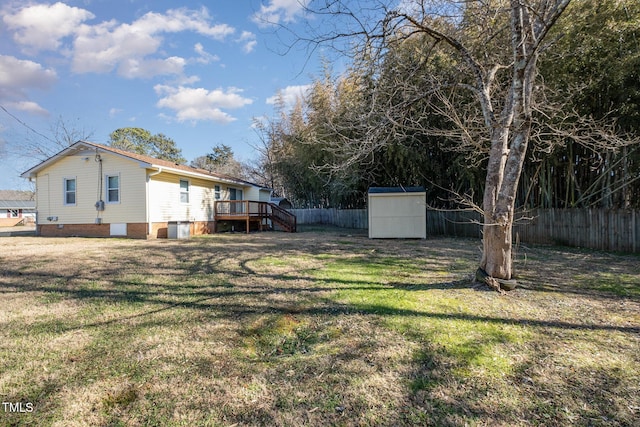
[2,265,638,338]
[2,236,639,425]
[341,302,640,334]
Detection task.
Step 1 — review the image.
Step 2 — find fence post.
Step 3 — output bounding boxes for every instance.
[633,210,637,253]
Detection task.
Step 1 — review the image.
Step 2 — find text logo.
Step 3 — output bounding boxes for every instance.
[2,402,34,413]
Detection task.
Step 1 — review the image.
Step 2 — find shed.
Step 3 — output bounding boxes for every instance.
[368,187,426,239]
[270,197,293,210]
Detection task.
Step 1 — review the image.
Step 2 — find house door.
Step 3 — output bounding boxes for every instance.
[229,188,243,213]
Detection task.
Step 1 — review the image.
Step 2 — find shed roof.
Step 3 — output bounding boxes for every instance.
[368,186,425,194]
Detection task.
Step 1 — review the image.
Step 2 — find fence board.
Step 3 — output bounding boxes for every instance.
[289,207,640,253]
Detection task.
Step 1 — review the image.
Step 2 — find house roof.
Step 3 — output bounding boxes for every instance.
[368,186,426,194]
[0,190,34,201]
[0,200,36,209]
[21,140,271,191]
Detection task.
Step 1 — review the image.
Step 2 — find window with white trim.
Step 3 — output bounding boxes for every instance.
[214,185,221,200]
[180,179,189,203]
[9,209,19,218]
[64,178,76,205]
[106,175,120,203]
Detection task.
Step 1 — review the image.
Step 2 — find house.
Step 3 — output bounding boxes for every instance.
[0,198,36,226]
[21,140,295,238]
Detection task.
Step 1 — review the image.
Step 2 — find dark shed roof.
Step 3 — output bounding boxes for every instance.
[368,186,425,194]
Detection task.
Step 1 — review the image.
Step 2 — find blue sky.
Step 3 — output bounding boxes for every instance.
[0,0,328,190]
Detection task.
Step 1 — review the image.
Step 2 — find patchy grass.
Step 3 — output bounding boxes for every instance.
[0,229,638,426]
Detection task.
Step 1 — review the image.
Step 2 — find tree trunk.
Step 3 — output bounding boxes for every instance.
[481,220,513,279]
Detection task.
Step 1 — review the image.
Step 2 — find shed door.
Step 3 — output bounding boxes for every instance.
[368,193,426,239]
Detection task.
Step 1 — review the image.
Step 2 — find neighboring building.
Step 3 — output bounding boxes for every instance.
[0,199,36,225]
[20,140,284,238]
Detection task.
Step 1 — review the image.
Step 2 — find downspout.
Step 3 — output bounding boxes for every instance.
[146,168,163,236]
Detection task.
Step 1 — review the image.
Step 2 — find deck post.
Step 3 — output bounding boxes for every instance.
[245,200,250,234]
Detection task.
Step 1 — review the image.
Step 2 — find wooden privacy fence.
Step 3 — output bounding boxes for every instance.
[513,209,638,253]
[289,208,368,230]
[290,208,640,253]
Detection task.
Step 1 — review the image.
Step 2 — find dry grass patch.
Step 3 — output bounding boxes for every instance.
[0,229,638,426]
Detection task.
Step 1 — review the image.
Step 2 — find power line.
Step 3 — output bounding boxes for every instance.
[0,104,56,144]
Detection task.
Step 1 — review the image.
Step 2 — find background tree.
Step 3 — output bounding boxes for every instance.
[264,0,640,284]
[108,127,186,164]
[190,144,251,179]
[519,0,640,209]
[1,114,94,161]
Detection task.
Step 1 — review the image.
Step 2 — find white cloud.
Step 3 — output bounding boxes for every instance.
[0,55,57,90]
[175,75,201,86]
[118,56,187,79]
[133,8,235,40]
[0,55,57,105]
[251,0,309,26]
[69,8,235,77]
[5,101,49,116]
[243,40,258,54]
[237,31,257,54]
[194,43,220,64]
[108,108,122,118]
[266,84,310,107]
[5,4,236,79]
[2,2,94,52]
[154,85,253,124]
[72,19,159,74]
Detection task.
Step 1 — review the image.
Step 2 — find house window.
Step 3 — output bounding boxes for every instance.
[9,209,19,218]
[214,185,221,200]
[180,179,189,203]
[107,175,120,203]
[64,178,76,205]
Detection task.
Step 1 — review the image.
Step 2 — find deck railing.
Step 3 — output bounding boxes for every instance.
[213,200,296,233]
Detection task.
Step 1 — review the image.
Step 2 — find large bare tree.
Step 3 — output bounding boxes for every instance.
[279,0,581,284]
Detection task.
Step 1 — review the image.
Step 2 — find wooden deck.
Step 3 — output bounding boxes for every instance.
[214,200,297,233]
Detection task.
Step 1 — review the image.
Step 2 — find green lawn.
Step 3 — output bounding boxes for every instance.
[1,228,638,426]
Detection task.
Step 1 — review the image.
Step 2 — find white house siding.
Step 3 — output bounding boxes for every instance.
[244,187,271,202]
[216,185,241,202]
[148,172,218,222]
[35,151,147,225]
[148,173,269,222]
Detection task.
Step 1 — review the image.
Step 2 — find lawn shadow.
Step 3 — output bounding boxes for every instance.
[1,233,639,425]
